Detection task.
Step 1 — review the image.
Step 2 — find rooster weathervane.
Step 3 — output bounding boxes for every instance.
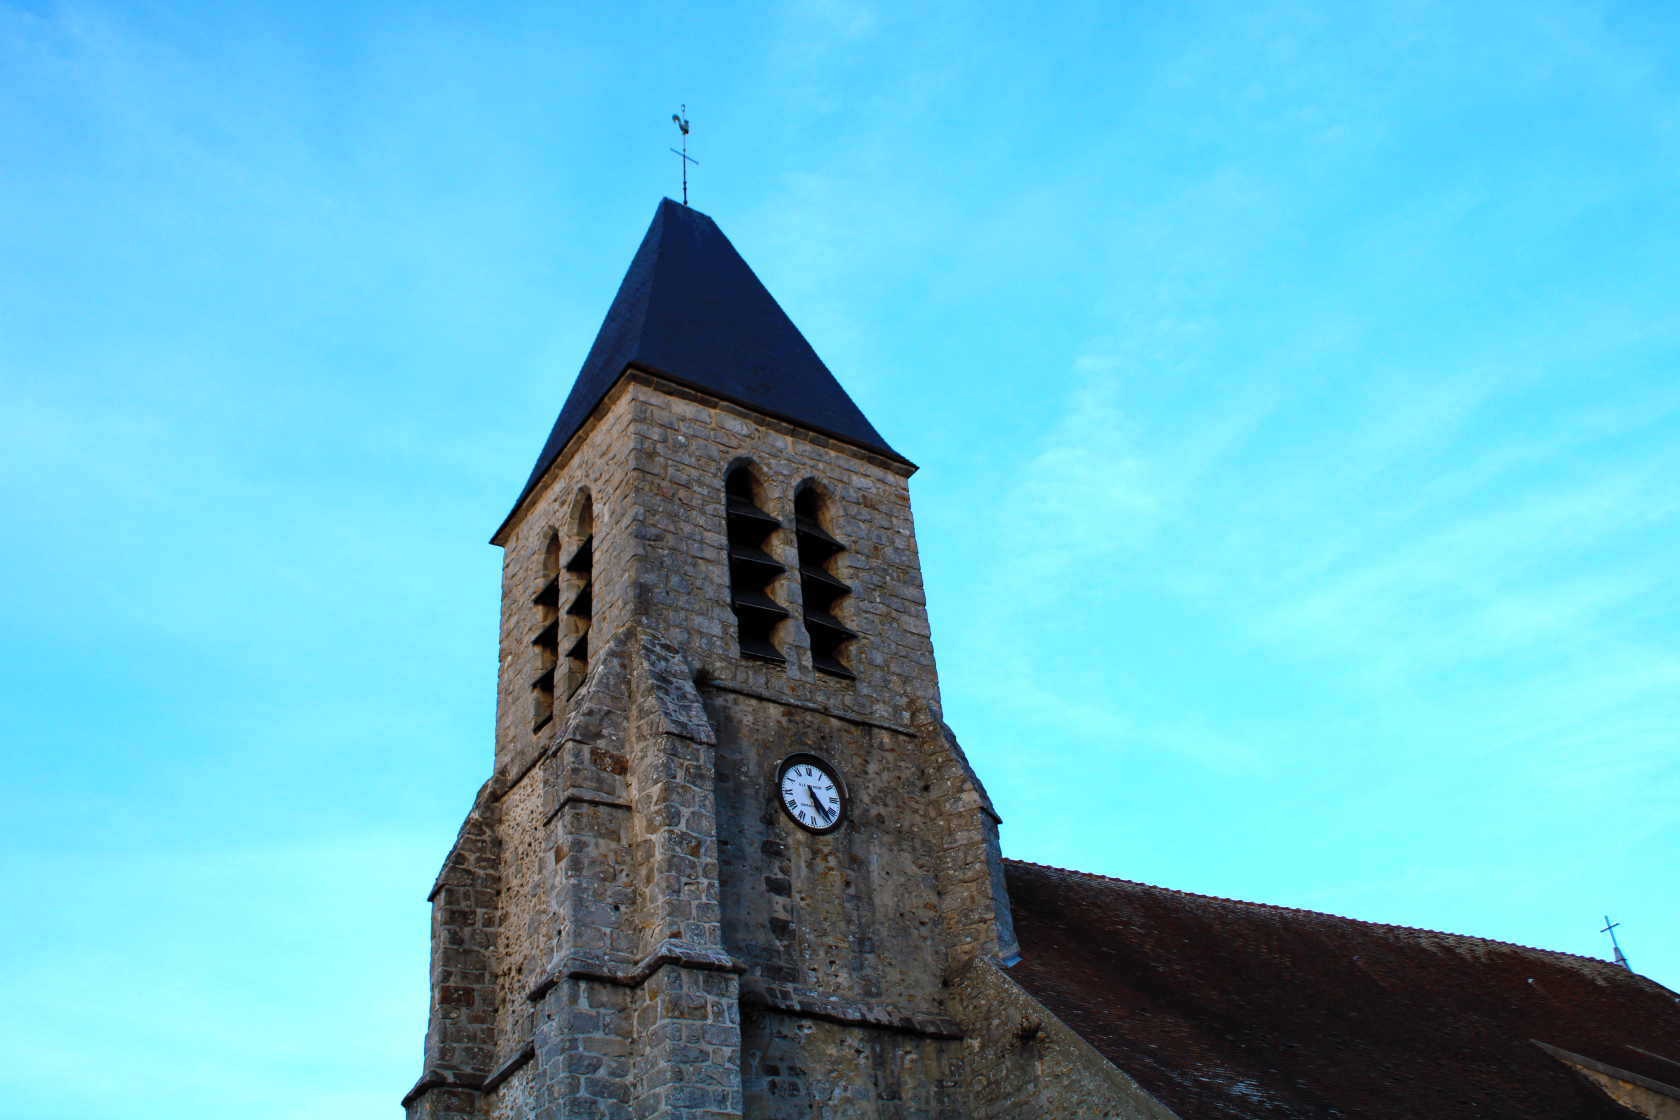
[670,106,697,206]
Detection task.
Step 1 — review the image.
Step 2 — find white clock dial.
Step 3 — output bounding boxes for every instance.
[776,754,847,834]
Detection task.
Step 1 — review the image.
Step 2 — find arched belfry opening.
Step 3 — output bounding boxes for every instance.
[795,483,856,679]
[561,493,594,697]
[531,532,562,730]
[530,493,593,732]
[725,465,788,663]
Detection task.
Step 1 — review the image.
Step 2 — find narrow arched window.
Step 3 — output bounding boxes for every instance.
[795,485,855,679]
[562,495,594,697]
[531,533,561,730]
[726,466,787,663]
[530,495,593,732]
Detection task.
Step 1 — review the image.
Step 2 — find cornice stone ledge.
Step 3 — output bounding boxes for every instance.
[527,941,746,1001]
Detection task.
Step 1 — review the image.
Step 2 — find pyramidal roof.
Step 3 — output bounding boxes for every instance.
[501,199,905,534]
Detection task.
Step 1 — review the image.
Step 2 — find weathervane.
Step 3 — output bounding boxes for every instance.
[671,105,697,206]
[1602,916,1630,969]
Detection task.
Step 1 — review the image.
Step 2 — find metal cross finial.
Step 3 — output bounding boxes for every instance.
[670,105,698,206]
[1602,916,1630,970]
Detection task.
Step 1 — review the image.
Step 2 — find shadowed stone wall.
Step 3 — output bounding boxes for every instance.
[948,958,1181,1120]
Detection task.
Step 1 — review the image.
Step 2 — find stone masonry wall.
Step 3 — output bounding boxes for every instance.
[740,1011,968,1120]
[489,1063,540,1120]
[1571,1065,1680,1120]
[497,627,742,1120]
[491,375,641,781]
[491,770,545,1065]
[705,681,1017,1117]
[622,633,742,1119]
[407,794,504,1120]
[709,694,956,1020]
[922,720,1018,972]
[523,631,642,1120]
[947,958,1181,1120]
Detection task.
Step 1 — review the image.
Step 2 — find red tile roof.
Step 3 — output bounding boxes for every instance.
[1005,860,1680,1119]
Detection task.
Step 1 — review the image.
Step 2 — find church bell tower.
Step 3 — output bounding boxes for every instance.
[404,199,1020,1120]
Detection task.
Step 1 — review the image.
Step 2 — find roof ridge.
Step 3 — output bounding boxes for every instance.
[1003,858,1621,969]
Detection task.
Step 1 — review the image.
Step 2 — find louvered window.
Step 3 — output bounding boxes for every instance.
[795,486,855,679]
[531,534,561,730]
[726,467,788,663]
[531,497,594,732]
[562,497,594,698]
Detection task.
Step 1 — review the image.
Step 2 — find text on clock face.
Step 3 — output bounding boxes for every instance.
[780,764,841,828]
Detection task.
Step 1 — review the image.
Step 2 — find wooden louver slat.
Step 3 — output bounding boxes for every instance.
[531,534,563,732]
[726,468,786,664]
[795,487,855,680]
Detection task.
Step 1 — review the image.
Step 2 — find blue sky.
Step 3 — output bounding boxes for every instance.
[3,0,1677,1116]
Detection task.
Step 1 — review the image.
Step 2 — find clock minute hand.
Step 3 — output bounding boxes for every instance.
[806,786,832,824]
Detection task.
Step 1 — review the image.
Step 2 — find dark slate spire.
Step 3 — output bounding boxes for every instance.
[501,199,905,531]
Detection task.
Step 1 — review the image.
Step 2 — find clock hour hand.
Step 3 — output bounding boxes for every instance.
[806,786,832,823]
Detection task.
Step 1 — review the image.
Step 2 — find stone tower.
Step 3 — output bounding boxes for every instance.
[404,201,1155,1120]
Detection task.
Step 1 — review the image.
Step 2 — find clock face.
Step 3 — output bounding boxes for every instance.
[776,753,847,834]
